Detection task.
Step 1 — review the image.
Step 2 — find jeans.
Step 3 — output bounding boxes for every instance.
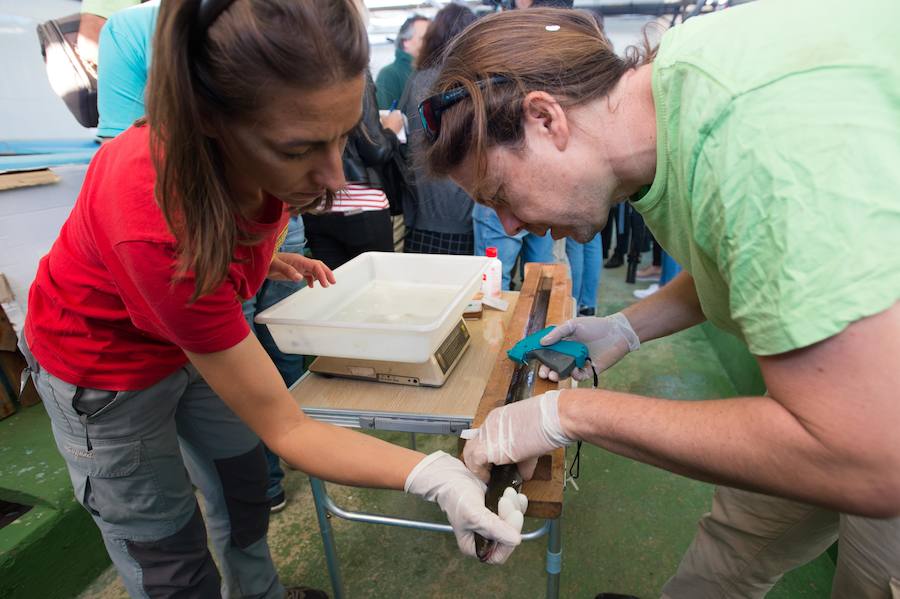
[659,251,683,286]
[242,216,306,500]
[472,204,555,290]
[565,233,603,310]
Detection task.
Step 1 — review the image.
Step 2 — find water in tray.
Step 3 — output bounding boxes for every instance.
[328,281,458,325]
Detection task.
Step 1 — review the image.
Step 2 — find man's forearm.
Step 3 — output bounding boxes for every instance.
[622,270,706,342]
[558,388,892,517]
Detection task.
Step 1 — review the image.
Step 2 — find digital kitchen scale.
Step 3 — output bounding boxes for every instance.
[308,319,470,387]
[255,253,491,388]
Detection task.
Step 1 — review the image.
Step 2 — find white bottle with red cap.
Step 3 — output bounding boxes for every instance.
[481,246,503,300]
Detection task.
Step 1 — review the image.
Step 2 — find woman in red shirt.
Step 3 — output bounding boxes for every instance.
[23,1,519,596]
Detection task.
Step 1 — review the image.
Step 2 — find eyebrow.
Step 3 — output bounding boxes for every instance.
[274,118,362,148]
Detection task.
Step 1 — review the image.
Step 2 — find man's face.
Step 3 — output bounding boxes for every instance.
[450,127,617,243]
[218,75,365,212]
[404,19,429,60]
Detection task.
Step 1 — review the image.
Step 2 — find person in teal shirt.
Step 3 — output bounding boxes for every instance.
[423,2,900,597]
[76,0,141,72]
[375,14,428,110]
[96,0,158,138]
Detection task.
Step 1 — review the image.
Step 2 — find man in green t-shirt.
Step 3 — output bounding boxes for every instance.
[422,1,900,595]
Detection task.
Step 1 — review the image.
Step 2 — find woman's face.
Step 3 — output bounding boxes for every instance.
[219,74,366,212]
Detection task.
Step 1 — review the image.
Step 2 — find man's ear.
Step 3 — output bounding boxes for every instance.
[522,91,569,152]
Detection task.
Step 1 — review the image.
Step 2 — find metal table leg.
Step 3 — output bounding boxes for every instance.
[309,476,560,598]
[309,477,344,599]
[546,516,562,599]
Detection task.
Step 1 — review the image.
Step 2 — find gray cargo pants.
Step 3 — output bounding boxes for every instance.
[24,340,283,599]
[662,486,900,598]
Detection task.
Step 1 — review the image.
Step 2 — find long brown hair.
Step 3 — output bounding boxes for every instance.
[415,4,476,70]
[147,0,367,300]
[424,8,654,198]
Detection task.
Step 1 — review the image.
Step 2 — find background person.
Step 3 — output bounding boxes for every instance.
[376,14,429,110]
[398,3,477,255]
[565,233,602,316]
[76,0,142,73]
[302,72,402,269]
[472,203,555,290]
[422,4,900,597]
[24,2,520,597]
[95,0,158,139]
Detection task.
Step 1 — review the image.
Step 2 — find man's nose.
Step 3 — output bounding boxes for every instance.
[496,207,525,236]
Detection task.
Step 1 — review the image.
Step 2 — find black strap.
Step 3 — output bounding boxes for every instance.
[196,0,236,32]
[570,364,599,480]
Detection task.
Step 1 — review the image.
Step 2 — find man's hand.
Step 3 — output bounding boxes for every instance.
[538,313,640,381]
[268,253,336,287]
[405,451,522,564]
[462,390,573,482]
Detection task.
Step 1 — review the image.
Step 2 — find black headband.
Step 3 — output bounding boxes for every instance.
[196,0,236,33]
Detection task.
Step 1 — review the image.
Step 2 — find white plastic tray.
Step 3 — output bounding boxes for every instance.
[256,252,490,363]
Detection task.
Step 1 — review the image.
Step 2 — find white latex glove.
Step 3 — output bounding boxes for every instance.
[405,451,522,564]
[538,312,640,381]
[462,390,573,483]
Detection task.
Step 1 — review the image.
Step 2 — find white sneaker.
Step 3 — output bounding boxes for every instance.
[633,283,660,299]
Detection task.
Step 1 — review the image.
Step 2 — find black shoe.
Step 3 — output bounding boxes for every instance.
[603,254,624,268]
[594,594,640,599]
[285,587,329,599]
[270,490,287,513]
[578,307,596,317]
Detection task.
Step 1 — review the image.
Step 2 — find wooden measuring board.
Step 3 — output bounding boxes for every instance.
[466,263,572,520]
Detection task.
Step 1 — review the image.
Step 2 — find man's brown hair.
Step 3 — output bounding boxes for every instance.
[425,8,655,200]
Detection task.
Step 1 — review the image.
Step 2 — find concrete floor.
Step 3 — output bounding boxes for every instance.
[78,255,835,599]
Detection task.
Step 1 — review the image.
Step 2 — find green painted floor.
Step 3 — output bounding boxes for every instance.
[77,258,835,599]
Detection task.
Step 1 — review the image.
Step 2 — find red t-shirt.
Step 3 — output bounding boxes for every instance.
[25,125,289,390]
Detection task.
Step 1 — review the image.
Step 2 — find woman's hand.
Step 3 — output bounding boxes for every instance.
[268,253,336,287]
[405,451,522,564]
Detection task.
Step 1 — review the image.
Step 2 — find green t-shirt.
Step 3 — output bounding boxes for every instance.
[82,0,141,19]
[633,0,900,356]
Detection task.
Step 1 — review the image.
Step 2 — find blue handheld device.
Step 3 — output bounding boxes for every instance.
[506,325,589,378]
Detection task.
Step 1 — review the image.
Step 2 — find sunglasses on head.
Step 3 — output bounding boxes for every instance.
[418,75,510,143]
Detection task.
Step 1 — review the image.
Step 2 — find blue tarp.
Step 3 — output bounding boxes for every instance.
[0,138,98,172]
